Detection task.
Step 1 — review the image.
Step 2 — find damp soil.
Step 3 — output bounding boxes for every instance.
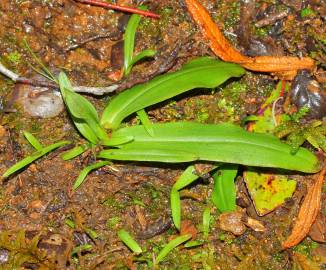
[0,0,325,269]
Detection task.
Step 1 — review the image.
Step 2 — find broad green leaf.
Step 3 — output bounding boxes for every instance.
[170,188,181,230]
[58,72,108,142]
[98,122,320,173]
[23,131,43,151]
[2,140,70,178]
[101,58,245,129]
[61,144,91,161]
[136,109,154,136]
[73,161,111,190]
[155,234,192,265]
[243,169,297,216]
[118,229,142,254]
[99,147,197,163]
[211,164,238,212]
[74,117,99,144]
[100,135,134,147]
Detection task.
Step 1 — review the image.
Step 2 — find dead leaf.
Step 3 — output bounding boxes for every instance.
[308,213,326,243]
[185,0,315,80]
[282,166,326,249]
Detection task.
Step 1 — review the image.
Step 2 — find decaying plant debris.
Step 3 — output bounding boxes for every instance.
[0,0,325,269]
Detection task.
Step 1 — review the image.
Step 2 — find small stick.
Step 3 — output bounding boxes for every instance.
[0,62,118,95]
[75,0,160,19]
[255,11,288,28]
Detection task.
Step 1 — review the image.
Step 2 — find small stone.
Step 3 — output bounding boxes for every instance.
[218,211,246,236]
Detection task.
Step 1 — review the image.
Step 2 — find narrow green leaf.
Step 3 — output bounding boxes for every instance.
[212,164,238,212]
[130,49,156,67]
[73,161,111,190]
[124,11,141,75]
[136,109,154,136]
[61,144,90,161]
[100,122,319,173]
[184,240,205,248]
[155,234,192,265]
[2,140,70,178]
[170,188,181,230]
[202,207,211,238]
[173,165,199,191]
[118,229,142,254]
[101,57,245,129]
[23,131,43,151]
[71,244,92,256]
[123,5,149,75]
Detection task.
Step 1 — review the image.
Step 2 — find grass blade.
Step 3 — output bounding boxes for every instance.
[118,229,142,254]
[101,57,245,129]
[155,234,192,265]
[23,131,43,151]
[170,188,181,230]
[2,140,70,178]
[73,161,111,190]
[212,164,238,212]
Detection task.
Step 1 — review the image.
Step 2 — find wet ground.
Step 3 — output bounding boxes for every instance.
[0,0,325,269]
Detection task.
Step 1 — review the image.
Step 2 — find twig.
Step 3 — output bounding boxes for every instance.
[64,32,120,52]
[255,11,288,28]
[75,0,160,19]
[0,62,118,95]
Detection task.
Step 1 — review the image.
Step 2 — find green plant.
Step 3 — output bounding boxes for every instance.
[2,132,69,178]
[101,57,245,129]
[124,5,156,75]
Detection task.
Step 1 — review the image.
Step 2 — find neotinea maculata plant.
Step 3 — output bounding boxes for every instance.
[2,57,321,233]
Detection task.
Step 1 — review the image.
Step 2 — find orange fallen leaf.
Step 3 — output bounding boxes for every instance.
[282,165,326,249]
[185,0,315,80]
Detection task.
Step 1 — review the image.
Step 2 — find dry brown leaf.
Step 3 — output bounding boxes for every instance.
[185,0,315,80]
[282,166,326,249]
